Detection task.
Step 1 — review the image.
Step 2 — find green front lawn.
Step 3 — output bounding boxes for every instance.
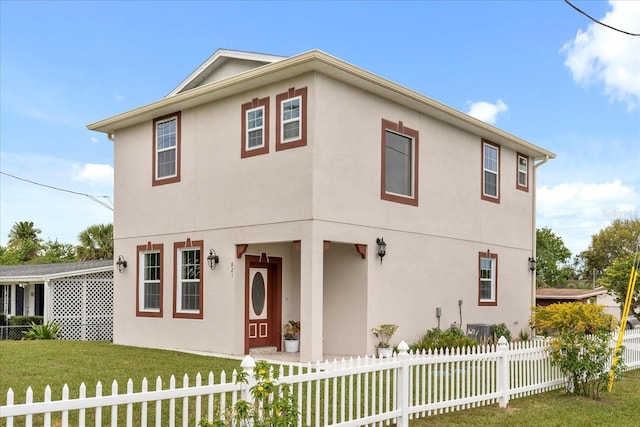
[2,340,639,426]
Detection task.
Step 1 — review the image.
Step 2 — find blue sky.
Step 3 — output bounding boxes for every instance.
[1,0,638,256]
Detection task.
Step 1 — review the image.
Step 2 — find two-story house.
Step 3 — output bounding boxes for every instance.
[88,49,555,361]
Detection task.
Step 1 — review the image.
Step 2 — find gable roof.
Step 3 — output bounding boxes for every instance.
[0,260,113,283]
[166,48,286,97]
[88,49,556,161]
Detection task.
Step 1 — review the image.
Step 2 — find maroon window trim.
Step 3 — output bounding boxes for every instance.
[275,87,307,151]
[136,243,164,318]
[380,118,419,207]
[516,152,529,192]
[173,239,204,319]
[478,251,498,307]
[152,111,181,187]
[241,97,270,158]
[480,139,501,203]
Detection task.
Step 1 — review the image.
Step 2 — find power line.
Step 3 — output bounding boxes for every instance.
[0,171,114,211]
[564,0,640,36]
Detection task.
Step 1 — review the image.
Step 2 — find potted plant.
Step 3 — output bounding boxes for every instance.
[283,320,300,353]
[372,323,398,357]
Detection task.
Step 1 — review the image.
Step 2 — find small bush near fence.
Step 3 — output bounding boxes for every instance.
[531,302,623,399]
[410,326,477,352]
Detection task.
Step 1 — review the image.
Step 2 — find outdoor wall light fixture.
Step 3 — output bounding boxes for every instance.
[376,238,387,263]
[528,257,537,271]
[116,255,128,273]
[207,249,220,270]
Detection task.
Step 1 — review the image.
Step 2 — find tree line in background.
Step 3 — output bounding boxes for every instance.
[537,218,640,322]
[0,221,113,265]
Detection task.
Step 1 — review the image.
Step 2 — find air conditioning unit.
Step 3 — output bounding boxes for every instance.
[467,323,493,342]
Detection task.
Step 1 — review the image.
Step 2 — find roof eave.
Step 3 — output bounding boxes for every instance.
[88,49,555,159]
[0,266,114,283]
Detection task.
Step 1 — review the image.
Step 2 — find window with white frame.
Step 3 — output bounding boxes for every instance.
[136,243,163,317]
[281,97,301,141]
[246,107,265,149]
[482,141,500,202]
[241,97,269,158]
[479,252,498,305]
[381,119,419,206]
[174,240,203,318]
[153,112,181,186]
[276,87,307,151]
[517,154,529,191]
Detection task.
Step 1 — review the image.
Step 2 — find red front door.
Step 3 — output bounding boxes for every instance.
[245,254,282,352]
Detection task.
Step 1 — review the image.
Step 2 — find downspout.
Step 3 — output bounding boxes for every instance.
[531,155,549,331]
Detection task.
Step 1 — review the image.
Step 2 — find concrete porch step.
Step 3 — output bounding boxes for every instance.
[249,346,278,355]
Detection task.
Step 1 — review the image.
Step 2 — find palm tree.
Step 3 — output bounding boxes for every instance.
[7,221,42,246]
[76,223,113,260]
[6,221,42,261]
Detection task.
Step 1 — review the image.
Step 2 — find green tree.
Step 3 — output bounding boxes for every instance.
[599,254,640,322]
[579,218,640,278]
[536,227,572,288]
[76,223,113,260]
[5,221,43,262]
[38,239,77,263]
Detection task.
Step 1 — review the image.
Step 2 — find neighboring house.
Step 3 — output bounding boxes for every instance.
[88,49,556,361]
[536,286,621,319]
[0,261,114,340]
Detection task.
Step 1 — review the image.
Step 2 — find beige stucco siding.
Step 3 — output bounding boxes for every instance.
[109,62,537,359]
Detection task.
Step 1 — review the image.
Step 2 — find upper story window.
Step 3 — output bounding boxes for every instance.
[516,153,529,192]
[241,97,269,158]
[478,251,498,306]
[481,140,500,203]
[173,239,203,319]
[153,112,181,186]
[276,87,307,151]
[381,119,419,206]
[136,243,163,317]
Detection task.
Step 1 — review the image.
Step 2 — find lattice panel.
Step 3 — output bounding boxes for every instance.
[50,271,113,341]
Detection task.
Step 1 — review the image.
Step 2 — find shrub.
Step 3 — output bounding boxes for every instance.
[9,315,43,326]
[410,326,476,352]
[531,303,623,399]
[199,360,299,427]
[22,320,62,340]
[490,322,512,343]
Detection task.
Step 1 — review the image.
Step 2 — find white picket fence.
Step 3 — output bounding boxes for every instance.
[2,329,640,427]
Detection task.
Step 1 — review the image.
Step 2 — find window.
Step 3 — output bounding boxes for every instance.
[276,87,307,151]
[241,97,269,158]
[381,119,419,206]
[516,153,529,191]
[0,285,12,315]
[136,243,163,317]
[481,140,500,203]
[478,252,498,306]
[153,112,181,186]
[173,239,203,319]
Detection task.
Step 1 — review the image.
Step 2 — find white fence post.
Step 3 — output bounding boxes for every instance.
[497,336,510,408]
[240,355,256,405]
[396,340,410,427]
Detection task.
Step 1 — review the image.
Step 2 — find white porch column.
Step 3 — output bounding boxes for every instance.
[44,279,51,323]
[300,231,324,362]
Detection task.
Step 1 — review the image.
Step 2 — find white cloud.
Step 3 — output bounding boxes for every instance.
[90,136,99,144]
[561,0,640,109]
[72,163,114,187]
[466,99,508,124]
[537,180,639,255]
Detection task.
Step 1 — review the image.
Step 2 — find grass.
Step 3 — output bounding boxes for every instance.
[1,340,639,426]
